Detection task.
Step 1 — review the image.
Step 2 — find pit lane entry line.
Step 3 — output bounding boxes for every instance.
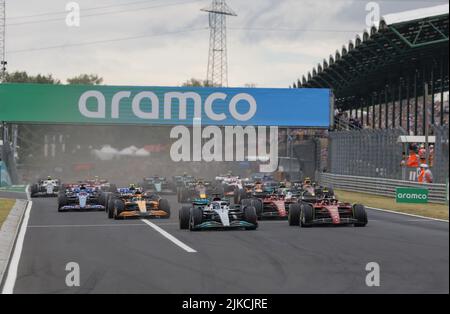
[140,219,197,253]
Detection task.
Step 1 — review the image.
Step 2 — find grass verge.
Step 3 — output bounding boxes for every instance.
[335,189,449,221]
[0,198,16,228]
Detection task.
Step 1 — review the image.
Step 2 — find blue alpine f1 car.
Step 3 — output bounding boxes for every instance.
[58,185,105,212]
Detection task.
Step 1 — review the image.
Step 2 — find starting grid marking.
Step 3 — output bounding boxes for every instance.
[141,219,197,253]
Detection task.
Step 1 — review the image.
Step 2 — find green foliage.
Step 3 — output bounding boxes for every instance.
[182,78,215,87]
[67,74,103,85]
[4,71,61,84]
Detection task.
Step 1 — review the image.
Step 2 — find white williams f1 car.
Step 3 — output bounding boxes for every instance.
[30,177,60,197]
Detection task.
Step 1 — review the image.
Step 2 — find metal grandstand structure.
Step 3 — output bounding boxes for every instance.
[295,5,449,135]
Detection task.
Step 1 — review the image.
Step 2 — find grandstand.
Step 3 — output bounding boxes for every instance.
[295,4,449,135]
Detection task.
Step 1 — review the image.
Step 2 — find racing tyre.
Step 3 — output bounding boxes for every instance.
[250,198,263,219]
[30,184,38,197]
[113,200,125,220]
[353,204,368,227]
[243,206,258,230]
[179,206,191,229]
[99,192,110,209]
[57,193,68,212]
[109,184,118,193]
[107,197,116,219]
[288,203,301,226]
[189,207,203,231]
[104,193,113,212]
[159,199,171,218]
[241,198,252,208]
[300,203,314,227]
[233,186,243,204]
[180,189,188,203]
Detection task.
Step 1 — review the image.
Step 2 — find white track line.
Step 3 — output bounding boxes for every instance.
[1,200,33,294]
[367,207,449,223]
[140,219,197,253]
[27,224,146,228]
[25,185,31,201]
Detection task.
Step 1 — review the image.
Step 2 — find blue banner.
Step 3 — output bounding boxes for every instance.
[0,84,331,127]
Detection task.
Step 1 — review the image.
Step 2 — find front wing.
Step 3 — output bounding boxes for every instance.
[59,204,105,211]
[192,220,256,230]
[117,210,169,219]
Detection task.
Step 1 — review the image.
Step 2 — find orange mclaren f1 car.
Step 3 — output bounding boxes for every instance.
[106,190,171,220]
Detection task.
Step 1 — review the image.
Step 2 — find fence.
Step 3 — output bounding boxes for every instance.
[328,128,407,180]
[0,161,12,186]
[320,173,447,204]
[328,127,449,183]
[434,125,449,184]
[0,124,19,184]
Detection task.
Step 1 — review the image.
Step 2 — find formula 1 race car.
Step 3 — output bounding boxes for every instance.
[179,195,258,231]
[297,184,335,204]
[84,177,117,192]
[140,176,176,194]
[105,187,171,220]
[241,188,299,220]
[30,177,60,197]
[178,179,216,203]
[288,198,368,227]
[215,174,245,204]
[173,174,195,188]
[58,185,105,212]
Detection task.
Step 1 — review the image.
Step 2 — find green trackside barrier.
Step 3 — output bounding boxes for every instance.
[0,161,12,187]
[396,187,429,204]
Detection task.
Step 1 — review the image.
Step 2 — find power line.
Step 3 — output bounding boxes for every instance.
[7,0,206,27]
[6,26,382,55]
[8,27,208,54]
[229,27,361,33]
[7,0,161,20]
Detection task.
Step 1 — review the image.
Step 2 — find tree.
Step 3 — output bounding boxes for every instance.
[4,71,61,84]
[182,78,214,87]
[67,74,103,85]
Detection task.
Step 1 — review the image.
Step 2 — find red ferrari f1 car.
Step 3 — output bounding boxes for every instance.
[241,192,298,219]
[288,198,368,227]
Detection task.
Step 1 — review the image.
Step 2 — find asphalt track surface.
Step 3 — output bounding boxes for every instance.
[2,192,449,294]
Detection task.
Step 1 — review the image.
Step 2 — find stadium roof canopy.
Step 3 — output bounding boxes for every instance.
[296,4,449,111]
